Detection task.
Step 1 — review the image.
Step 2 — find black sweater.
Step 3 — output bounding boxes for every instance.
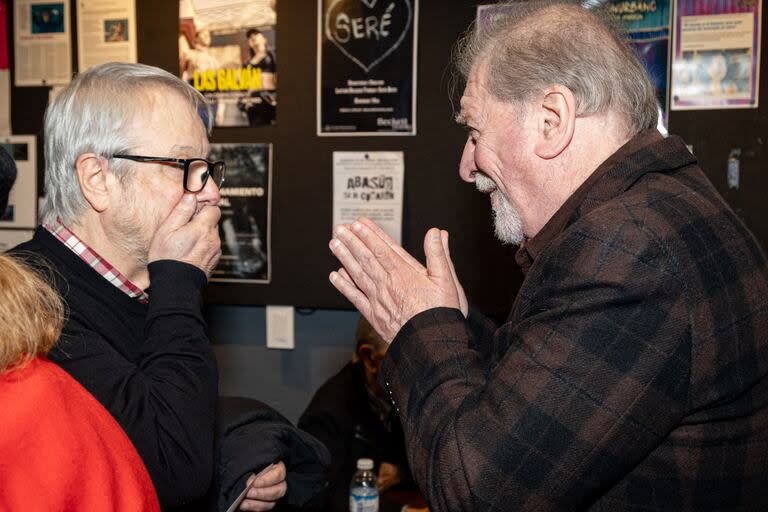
[13,227,219,508]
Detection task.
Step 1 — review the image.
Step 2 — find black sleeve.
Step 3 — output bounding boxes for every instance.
[51,261,218,507]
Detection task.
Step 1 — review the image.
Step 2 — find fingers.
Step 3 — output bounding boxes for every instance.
[441,230,468,316]
[358,218,427,275]
[329,268,372,317]
[423,228,453,285]
[159,193,196,234]
[240,462,287,511]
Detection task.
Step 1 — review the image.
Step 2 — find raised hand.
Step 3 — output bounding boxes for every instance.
[148,193,222,277]
[329,218,467,343]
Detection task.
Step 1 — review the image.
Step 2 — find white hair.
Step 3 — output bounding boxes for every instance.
[40,62,211,225]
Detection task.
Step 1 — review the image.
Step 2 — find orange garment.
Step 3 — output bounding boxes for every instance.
[0,357,160,511]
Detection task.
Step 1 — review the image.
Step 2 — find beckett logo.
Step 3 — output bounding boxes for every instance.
[325,0,413,73]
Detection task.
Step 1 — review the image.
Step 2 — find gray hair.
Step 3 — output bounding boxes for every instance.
[454,0,658,136]
[40,62,211,225]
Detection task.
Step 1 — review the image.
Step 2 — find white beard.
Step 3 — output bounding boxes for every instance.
[474,173,524,245]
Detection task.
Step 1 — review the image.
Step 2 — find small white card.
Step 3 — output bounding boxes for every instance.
[266,305,294,350]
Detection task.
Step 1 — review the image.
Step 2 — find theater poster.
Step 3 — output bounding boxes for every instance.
[179,0,277,127]
[209,143,271,283]
[671,0,761,110]
[318,0,418,136]
[0,135,37,229]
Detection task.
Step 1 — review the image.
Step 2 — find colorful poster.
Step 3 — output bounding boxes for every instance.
[0,135,37,229]
[332,151,404,244]
[13,0,73,86]
[609,0,672,129]
[210,143,271,283]
[76,0,138,71]
[318,0,418,136]
[179,0,277,127]
[671,0,761,110]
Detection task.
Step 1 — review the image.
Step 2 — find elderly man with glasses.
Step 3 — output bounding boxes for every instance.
[11,63,305,511]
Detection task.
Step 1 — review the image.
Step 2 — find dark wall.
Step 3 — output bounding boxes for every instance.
[7,0,767,317]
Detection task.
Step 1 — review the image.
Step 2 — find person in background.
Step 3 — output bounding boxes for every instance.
[0,146,159,511]
[329,1,768,510]
[299,317,428,512]
[10,63,296,511]
[238,28,277,126]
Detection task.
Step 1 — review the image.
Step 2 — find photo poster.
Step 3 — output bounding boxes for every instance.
[0,0,10,135]
[332,151,404,244]
[0,135,37,229]
[317,0,418,136]
[13,0,73,86]
[671,0,762,110]
[0,229,34,251]
[608,0,672,130]
[76,0,138,71]
[478,2,671,130]
[209,143,271,283]
[179,0,277,128]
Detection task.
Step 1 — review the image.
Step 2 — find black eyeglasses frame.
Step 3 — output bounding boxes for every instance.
[111,154,226,193]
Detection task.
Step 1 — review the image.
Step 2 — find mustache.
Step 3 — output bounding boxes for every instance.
[474,173,497,194]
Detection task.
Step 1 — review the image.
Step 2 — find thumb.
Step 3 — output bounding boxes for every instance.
[424,228,452,284]
[161,193,196,233]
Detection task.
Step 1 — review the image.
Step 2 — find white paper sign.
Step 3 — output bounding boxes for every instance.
[76,0,138,71]
[0,135,37,229]
[332,151,404,244]
[14,0,73,86]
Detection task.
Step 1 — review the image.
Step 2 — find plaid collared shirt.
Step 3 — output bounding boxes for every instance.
[45,220,149,303]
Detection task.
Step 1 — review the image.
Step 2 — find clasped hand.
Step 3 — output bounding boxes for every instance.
[148,193,222,278]
[329,218,468,343]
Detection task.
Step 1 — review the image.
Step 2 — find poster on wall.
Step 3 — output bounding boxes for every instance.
[0,0,10,134]
[671,0,761,110]
[76,0,138,71]
[609,0,671,130]
[179,0,277,127]
[210,143,271,283]
[13,0,72,86]
[318,0,418,136]
[0,135,37,229]
[0,229,34,251]
[332,151,404,244]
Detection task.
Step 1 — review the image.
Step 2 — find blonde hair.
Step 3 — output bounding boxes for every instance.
[0,254,64,371]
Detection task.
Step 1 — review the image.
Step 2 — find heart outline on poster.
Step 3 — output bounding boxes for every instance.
[325,0,413,73]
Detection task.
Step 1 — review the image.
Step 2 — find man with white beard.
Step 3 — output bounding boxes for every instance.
[327,1,768,510]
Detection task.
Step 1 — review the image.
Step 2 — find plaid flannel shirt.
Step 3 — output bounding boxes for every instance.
[381,132,768,511]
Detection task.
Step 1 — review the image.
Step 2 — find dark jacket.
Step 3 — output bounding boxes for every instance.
[382,132,768,511]
[299,362,415,512]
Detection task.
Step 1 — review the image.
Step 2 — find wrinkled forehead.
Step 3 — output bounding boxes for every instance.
[458,62,491,119]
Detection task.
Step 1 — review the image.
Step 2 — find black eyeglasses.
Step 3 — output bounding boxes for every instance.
[112,154,226,193]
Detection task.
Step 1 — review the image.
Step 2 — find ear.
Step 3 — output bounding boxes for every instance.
[533,85,576,159]
[358,344,378,373]
[75,153,113,213]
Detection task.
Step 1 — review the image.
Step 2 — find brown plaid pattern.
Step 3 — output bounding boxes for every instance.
[45,220,149,303]
[381,133,768,511]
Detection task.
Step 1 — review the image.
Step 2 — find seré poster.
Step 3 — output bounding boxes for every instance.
[209,143,271,283]
[671,0,761,110]
[318,0,418,136]
[179,0,277,127]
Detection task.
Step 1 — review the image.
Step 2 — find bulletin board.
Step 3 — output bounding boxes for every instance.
[6,0,768,316]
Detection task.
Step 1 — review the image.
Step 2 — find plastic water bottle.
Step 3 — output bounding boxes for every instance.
[349,458,379,512]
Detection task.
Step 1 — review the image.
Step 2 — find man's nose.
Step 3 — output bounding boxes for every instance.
[197,175,221,206]
[459,138,477,183]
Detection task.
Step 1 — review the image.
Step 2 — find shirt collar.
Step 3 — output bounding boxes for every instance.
[515,129,664,273]
[44,219,149,303]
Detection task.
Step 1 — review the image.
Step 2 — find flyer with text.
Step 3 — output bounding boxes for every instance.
[318,0,418,136]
